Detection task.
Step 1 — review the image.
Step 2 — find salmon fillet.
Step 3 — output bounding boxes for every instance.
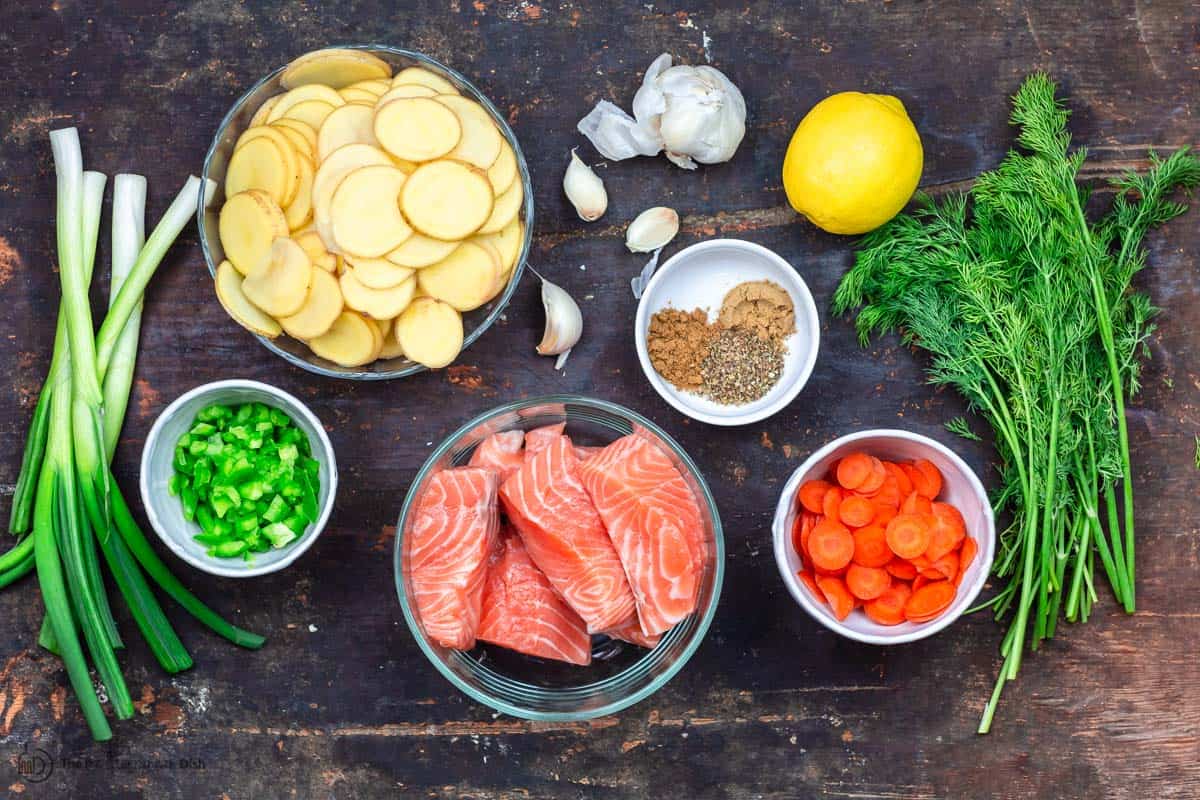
[478,532,592,665]
[500,434,637,633]
[523,423,566,462]
[406,467,500,650]
[579,434,706,636]
[605,617,662,649]
[469,429,525,482]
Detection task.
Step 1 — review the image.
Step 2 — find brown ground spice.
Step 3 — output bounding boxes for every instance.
[646,308,714,391]
[717,280,795,342]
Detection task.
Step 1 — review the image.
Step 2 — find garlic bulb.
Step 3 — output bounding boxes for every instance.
[532,268,582,369]
[562,148,607,222]
[625,206,679,252]
[578,53,746,170]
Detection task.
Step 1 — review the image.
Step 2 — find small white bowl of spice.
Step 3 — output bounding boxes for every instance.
[634,239,820,426]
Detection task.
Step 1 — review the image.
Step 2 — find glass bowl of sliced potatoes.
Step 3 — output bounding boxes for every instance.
[199,46,532,379]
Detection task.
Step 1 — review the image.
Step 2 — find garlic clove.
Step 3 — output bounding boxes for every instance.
[562,148,608,222]
[625,206,680,253]
[535,272,583,357]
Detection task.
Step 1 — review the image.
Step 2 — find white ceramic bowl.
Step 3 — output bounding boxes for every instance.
[634,239,820,426]
[139,379,337,578]
[772,429,995,644]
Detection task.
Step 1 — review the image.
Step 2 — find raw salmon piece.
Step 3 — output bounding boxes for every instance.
[523,423,566,462]
[406,467,500,650]
[469,429,525,482]
[501,435,637,632]
[478,532,592,665]
[574,445,601,462]
[605,617,662,649]
[579,434,706,636]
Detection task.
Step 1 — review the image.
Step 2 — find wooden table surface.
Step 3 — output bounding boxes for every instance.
[1,2,1198,798]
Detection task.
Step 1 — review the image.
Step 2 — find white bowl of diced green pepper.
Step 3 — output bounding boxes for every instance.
[140,379,337,577]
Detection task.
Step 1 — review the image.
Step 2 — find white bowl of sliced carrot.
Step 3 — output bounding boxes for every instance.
[772,429,994,644]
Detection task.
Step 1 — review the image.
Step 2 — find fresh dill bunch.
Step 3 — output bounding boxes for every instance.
[833,71,1200,734]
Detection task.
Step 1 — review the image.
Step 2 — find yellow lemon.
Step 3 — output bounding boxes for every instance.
[782,92,923,235]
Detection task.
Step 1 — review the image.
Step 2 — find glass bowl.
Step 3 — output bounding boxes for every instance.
[198,45,533,380]
[394,396,725,720]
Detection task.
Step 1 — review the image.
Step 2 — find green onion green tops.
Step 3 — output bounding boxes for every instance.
[170,402,321,562]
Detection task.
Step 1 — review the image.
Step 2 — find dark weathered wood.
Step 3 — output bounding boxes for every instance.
[1,1,1198,798]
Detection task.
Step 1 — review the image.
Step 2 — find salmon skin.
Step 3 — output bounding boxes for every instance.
[579,434,706,637]
[500,434,638,633]
[478,531,592,665]
[406,467,500,650]
[469,429,525,482]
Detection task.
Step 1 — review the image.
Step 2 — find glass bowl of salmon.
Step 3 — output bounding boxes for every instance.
[394,395,725,720]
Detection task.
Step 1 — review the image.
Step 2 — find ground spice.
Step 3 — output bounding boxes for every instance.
[718,280,795,342]
[701,327,784,405]
[646,308,714,391]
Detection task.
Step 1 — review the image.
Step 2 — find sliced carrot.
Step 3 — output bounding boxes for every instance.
[955,536,978,587]
[845,563,891,600]
[851,525,892,568]
[857,457,888,494]
[912,574,929,593]
[929,551,959,582]
[836,452,873,490]
[909,554,933,572]
[808,519,855,572]
[823,485,845,522]
[924,517,961,562]
[791,515,806,564]
[801,513,817,565]
[931,502,966,543]
[910,458,943,499]
[813,563,848,578]
[839,495,877,528]
[885,513,932,560]
[871,504,898,527]
[904,580,956,621]
[865,474,902,509]
[798,480,832,514]
[901,491,933,516]
[884,460,914,495]
[797,568,822,599]
[863,581,912,626]
[816,575,855,621]
[885,559,918,580]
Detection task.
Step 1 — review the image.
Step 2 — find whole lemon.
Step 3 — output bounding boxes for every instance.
[782,92,923,235]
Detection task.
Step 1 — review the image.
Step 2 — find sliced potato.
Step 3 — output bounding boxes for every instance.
[312,143,394,251]
[476,175,523,235]
[281,49,393,90]
[284,151,315,230]
[330,165,413,257]
[386,234,461,269]
[400,160,494,240]
[345,254,415,289]
[372,316,394,340]
[363,311,385,359]
[347,78,392,96]
[373,97,461,162]
[225,136,292,207]
[249,94,283,128]
[215,260,282,338]
[395,297,463,369]
[242,237,312,317]
[268,84,346,121]
[280,100,338,131]
[279,268,344,339]
[219,190,288,275]
[416,241,499,311]
[434,95,503,170]
[392,66,459,95]
[233,126,302,207]
[309,311,380,367]
[271,118,318,154]
[339,87,379,104]
[375,84,437,107]
[317,103,378,162]
[487,140,518,196]
[473,216,524,279]
[293,230,340,273]
[377,332,406,360]
[340,269,416,319]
